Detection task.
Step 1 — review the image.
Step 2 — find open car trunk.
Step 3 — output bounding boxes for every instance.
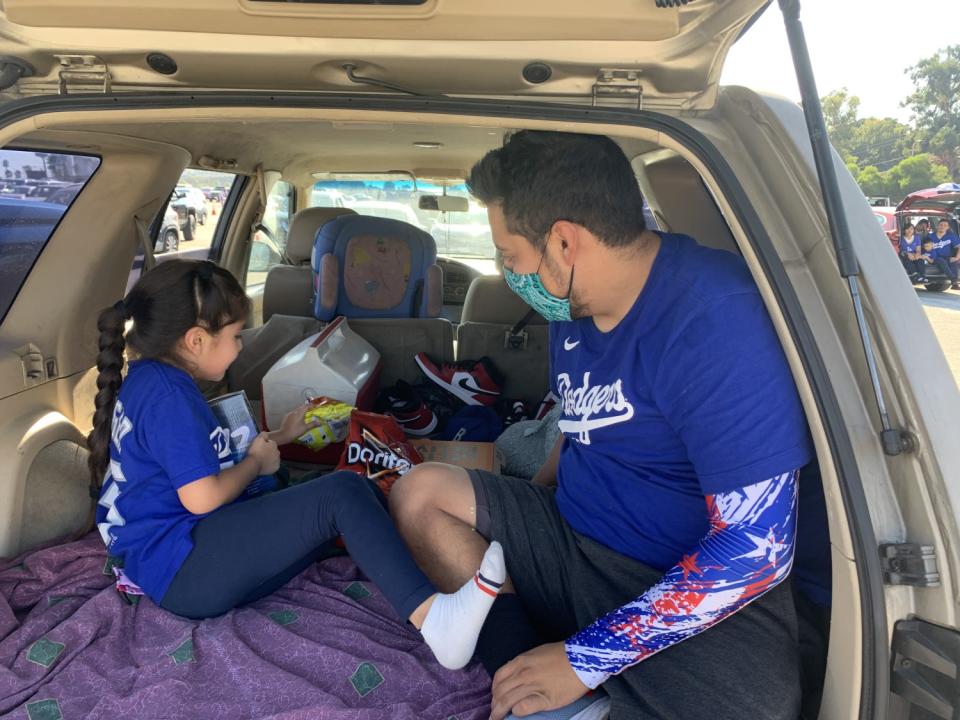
[1,3,959,720]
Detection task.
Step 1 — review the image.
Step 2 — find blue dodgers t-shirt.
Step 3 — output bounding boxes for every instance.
[95,359,232,603]
[900,235,920,255]
[551,232,814,575]
[929,231,960,259]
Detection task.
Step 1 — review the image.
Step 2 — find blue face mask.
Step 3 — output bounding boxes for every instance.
[503,257,573,322]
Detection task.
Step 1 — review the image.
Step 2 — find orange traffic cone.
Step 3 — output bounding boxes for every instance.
[211,203,217,216]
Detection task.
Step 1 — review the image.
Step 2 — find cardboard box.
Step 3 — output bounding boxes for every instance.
[410,440,501,474]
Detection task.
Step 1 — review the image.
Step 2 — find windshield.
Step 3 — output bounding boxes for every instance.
[309,178,495,262]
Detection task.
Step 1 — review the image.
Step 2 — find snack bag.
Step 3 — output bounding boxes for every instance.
[208,390,278,497]
[298,396,354,450]
[336,410,422,495]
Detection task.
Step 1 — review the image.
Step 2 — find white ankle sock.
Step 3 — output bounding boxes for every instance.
[420,541,506,669]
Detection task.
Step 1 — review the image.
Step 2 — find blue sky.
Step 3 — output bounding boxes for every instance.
[721,1,960,124]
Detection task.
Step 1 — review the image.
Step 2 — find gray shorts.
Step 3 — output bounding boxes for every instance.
[469,469,801,720]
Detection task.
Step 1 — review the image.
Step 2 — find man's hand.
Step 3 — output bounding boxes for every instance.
[489,642,589,720]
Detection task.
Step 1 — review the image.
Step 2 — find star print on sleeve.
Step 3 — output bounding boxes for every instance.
[564,469,799,689]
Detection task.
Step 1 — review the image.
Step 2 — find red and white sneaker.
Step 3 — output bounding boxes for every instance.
[534,391,559,420]
[375,380,438,437]
[414,353,503,407]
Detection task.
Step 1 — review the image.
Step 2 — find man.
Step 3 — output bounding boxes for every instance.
[390,131,823,719]
[927,219,960,290]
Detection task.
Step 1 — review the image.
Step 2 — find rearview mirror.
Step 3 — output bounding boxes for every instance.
[418,195,469,212]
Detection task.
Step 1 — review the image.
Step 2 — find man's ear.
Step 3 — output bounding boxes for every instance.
[550,220,581,267]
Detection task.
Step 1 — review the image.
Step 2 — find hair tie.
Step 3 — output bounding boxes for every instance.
[196,261,215,282]
[113,299,127,317]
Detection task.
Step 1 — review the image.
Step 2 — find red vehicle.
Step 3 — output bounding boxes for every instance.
[872,206,898,252]
[894,183,960,292]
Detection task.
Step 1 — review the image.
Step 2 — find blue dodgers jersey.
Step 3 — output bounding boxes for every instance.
[95,359,231,603]
[900,235,920,254]
[930,231,960,259]
[551,233,814,574]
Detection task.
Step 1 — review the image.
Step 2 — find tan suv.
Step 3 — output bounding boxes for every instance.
[0,2,957,719]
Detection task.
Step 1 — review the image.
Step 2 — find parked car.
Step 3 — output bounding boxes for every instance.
[154,205,181,254]
[169,185,207,241]
[872,207,899,252]
[895,185,960,291]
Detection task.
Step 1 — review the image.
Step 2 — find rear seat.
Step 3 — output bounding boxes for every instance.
[313,214,454,387]
[228,207,356,403]
[456,275,550,405]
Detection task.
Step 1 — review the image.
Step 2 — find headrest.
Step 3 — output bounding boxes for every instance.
[312,214,442,321]
[461,275,547,325]
[285,207,357,264]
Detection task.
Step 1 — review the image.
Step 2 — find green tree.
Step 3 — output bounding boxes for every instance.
[821,88,861,159]
[856,165,891,198]
[904,45,960,177]
[849,117,915,171]
[886,153,951,198]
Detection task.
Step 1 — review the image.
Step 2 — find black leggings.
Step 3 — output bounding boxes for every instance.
[160,471,435,620]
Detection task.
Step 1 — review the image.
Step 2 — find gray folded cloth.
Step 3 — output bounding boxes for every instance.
[494,404,562,480]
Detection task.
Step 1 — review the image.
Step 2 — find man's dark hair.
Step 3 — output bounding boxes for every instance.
[467,130,646,251]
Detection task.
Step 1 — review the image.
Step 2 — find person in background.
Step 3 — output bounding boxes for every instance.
[899,223,927,283]
[927,219,960,290]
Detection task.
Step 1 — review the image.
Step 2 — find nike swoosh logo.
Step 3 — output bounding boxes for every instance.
[564,337,580,350]
[455,376,500,396]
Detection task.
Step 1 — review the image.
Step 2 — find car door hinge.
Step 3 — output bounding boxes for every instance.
[880,543,940,587]
[55,54,112,95]
[891,619,960,719]
[592,69,643,111]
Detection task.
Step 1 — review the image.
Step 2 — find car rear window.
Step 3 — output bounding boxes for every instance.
[0,148,100,324]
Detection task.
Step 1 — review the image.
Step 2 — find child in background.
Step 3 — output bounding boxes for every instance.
[921,238,936,266]
[89,258,503,670]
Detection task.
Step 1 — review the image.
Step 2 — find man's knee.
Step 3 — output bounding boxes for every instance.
[390,462,475,529]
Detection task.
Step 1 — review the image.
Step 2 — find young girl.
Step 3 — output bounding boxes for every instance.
[899,223,927,283]
[88,258,504,670]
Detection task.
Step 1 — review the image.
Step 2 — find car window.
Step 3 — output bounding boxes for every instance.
[246,180,295,289]
[160,169,237,258]
[126,168,238,293]
[308,178,498,274]
[0,148,100,324]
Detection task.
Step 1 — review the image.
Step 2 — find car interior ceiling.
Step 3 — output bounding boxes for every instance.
[1,110,846,714]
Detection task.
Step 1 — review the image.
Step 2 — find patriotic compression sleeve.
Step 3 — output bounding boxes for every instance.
[564,469,799,689]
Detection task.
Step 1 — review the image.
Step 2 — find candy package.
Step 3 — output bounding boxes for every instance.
[297,396,354,451]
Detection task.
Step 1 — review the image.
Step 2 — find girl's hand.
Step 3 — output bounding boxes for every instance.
[276,402,322,445]
[248,433,281,475]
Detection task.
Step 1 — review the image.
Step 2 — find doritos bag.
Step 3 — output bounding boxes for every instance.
[336,411,422,495]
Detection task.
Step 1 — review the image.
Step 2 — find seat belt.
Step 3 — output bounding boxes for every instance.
[504,308,537,350]
[133,213,156,273]
[249,164,268,257]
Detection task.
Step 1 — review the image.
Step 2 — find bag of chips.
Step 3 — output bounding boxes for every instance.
[298,396,354,451]
[336,410,422,495]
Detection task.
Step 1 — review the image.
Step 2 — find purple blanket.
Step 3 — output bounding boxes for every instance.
[0,534,491,719]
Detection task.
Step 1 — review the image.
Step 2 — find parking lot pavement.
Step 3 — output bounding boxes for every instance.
[919,288,960,388]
